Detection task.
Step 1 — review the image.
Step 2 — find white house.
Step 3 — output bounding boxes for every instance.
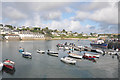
[82,33,88,37]
[67,31,72,35]
[52,32,60,36]
[12,30,19,34]
[4,34,20,40]
[18,34,45,39]
[73,33,78,37]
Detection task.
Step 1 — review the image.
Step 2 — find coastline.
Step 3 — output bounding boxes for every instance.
[0,37,97,41]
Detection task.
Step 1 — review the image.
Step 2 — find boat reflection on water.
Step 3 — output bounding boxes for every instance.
[2,67,15,75]
[83,58,97,63]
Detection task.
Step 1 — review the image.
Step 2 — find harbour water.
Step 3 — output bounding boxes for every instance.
[0,40,118,78]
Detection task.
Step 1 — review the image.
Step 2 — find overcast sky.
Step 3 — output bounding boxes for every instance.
[0,0,119,33]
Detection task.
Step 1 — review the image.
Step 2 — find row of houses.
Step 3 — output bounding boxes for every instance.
[4,34,45,40]
[51,32,98,37]
[0,24,45,40]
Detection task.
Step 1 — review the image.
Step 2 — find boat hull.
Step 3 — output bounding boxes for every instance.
[68,53,82,59]
[83,53,100,59]
[37,50,45,54]
[90,43,108,49]
[47,53,58,57]
[3,60,15,70]
[22,54,32,59]
[19,49,24,53]
[61,57,76,64]
[0,63,3,71]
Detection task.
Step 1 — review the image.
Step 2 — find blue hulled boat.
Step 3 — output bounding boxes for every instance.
[90,40,108,49]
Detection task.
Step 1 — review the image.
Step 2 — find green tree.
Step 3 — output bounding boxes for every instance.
[45,27,48,30]
[5,25,13,30]
[26,27,30,30]
[74,32,78,34]
[62,29,66,33]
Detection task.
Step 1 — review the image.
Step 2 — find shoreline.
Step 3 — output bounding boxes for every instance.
[0,37,97,41]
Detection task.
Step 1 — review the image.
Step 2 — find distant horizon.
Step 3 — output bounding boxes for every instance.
[0,0,118,34]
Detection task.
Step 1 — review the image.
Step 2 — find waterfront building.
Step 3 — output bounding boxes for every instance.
[12,30,19,34]
[18,33,45,40]
[4,34,20,40]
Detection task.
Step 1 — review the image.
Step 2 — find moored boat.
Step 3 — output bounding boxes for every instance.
[68,53,82,59]
[56,44,64,47]
[96,49,104,54]
[22,52,32,59]
[107,51,117,55]
[37,50,45,54]
[77,45,85,48]
[64,46,69,50]
[60,56,76,64]
[83,53,100,59]
[0,62,3,71]
[90,40,108,49]
[2,66,15,75]
[47,50,58,57]
[19,47,24,53]
[3,59,15,70]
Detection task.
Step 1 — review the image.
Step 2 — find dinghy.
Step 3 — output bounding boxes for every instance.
[47,50,58,57]
[37,50,45,54]
[0,62,3,71]
[22,52,32,59]
[96,49,104,54]
[68,53,82,59]
[64,46,69,50]
[108,51,117,55]
[19,47,24,53]
[56,44,64,47]
[78,46,85,48]
[61,57,76,64]
[3,59,15,70]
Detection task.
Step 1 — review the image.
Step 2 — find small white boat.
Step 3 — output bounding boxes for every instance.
[22,52,32,58]
[96,49,104,54]
[47,50,58,57]
[108,51,117,55]
[0,62,3,71]
[58,47,64,49]
[64,47,69,50]
[68,53,82,59]
[37,50,45,54]
[61,57,76,64]
[22,52,32,55]
[78,46,85,48]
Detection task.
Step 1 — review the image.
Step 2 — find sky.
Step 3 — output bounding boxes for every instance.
[0,0,119,34]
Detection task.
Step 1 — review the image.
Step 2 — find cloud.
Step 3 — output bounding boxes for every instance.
[90,2,118,24]
[41,11,62,20]
[72,2,118,24]
[0,2,2,22]
[2,1,118,33]
[2,0,119,2]
[65,7,73,13]
[44,19,82,32]
[46,19,98,33]
[3,6,27,20]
